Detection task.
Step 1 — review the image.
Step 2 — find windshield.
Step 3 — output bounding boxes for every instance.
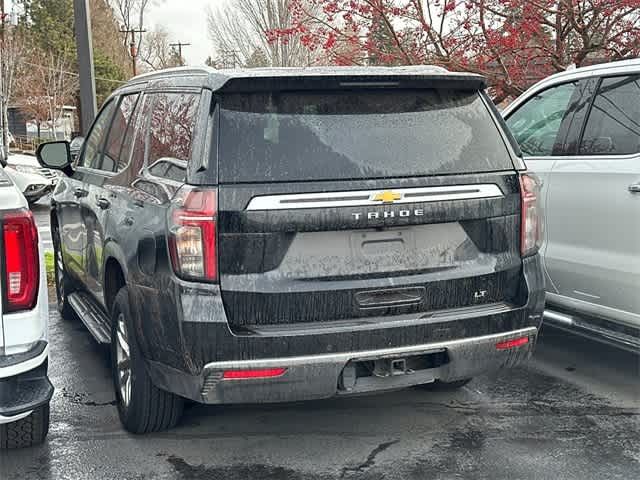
[219,90,513,183]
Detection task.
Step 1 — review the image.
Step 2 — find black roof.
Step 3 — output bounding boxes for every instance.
[122,65,486,93]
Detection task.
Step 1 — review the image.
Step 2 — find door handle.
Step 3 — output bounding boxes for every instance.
[629,183,640,193]
[96,197,111,210]
[73,187,88,198]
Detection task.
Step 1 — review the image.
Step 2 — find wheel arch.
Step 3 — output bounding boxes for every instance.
[103,245,129,316]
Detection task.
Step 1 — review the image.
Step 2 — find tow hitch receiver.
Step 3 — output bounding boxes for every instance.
[338,350,449,394]
[374,358,414,377]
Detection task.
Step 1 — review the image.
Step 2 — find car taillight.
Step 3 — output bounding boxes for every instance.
[2,209,39,312]
[168,186,217,282]
[519,173,542,257]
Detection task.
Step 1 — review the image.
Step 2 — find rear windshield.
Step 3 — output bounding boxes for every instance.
[218,89,513,183]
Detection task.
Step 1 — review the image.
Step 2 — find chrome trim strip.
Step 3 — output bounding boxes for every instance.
[203,327,537,370]
[245,184,504,211]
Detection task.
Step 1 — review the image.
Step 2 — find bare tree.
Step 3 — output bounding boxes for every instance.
[15,48,78,138]
[138,25,181,71]
[1,25,27,151]
[110,0,151,52]
[206,0,317,68]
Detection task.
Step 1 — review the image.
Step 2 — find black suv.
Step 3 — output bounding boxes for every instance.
[37,66,545,434]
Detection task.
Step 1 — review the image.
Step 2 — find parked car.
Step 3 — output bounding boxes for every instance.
[37,66,545,434]
[502,58,640,352]
[2,153,59,204]
[0,165,53,449]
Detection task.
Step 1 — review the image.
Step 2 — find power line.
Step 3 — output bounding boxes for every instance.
[22,61,127,84]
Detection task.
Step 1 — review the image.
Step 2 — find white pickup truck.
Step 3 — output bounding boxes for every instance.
[0,165,52,449]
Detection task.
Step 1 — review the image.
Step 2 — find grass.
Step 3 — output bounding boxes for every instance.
[44,251,55,286]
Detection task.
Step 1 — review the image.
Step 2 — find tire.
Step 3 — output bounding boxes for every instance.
[52,222,75,319]
[110,287,184,434]
[416,378,473,391]
[0,403,50,449]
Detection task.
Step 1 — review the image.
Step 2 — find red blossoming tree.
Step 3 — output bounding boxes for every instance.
[269,0,640,102]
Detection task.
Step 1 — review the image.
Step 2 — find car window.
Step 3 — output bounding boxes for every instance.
[148,159,187,183]
[79,100,117,169]
[165,162,187,182]
[124,94,153,184]
[101,93,140,172]
[219,89,514,183]
[506,82,578,157]
[148,160,169,178]
[579,75,640,155]
[147,92,200,166]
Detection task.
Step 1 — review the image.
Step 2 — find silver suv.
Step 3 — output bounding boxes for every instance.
[503,59,640,352]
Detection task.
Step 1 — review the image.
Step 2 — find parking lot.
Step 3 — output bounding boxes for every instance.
[0,200,638,479]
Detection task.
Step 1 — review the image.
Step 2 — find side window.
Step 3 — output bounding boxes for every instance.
[127,94,153,183]
[506,82,578,157]
[579,75,640,155]
[101,93,140,172]
[147,92,200,167]
[148,159,186,183]
[79,100,116,168]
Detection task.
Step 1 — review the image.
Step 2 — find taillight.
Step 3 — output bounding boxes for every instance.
[519,173,542,257]
[167,186,218,282]
[495,336,529,350]
[2,209,39,312]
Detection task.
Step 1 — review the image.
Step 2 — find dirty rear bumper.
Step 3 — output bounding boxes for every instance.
[146,326,537,404]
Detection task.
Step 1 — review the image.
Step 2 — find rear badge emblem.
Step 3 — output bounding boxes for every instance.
[474,290,488,300]
[371,190,402,203]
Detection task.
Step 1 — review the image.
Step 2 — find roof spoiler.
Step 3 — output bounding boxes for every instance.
[217,73,487,93]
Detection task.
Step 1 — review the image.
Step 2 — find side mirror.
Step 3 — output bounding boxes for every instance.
[36,141,72,170]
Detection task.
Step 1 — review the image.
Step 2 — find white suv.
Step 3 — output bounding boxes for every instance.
[503,59,640,352]
[0,165,52,449]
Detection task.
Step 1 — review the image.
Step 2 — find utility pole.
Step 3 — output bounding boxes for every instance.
[74,0,97,136]
[169,42,191,66]
[0,0,8,158]
[120,27,146,76]
[219,49,239,69]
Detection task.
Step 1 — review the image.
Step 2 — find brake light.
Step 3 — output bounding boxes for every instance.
[168,186,217,282]
[519,173,542,257]
[2,210,39,312]
[222,368,287,380]
[495,336,529,350]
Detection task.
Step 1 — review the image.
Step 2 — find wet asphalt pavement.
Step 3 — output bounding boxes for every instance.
[1,199,638,479]
[0,301,638,480]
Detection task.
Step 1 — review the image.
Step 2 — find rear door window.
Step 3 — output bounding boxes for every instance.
[579,75,640,155]
[219,90,513,183]
[147,92,200,166]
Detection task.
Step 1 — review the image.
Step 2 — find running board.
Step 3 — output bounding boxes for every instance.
[68,292,111,344]
[544,309,640,354]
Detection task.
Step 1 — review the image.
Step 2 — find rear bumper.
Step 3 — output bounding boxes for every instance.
[0,351,53,421]
[146,326,537,404]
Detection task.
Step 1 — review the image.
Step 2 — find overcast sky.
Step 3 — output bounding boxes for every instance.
[6,0,224,66]
[146,0,223,65]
